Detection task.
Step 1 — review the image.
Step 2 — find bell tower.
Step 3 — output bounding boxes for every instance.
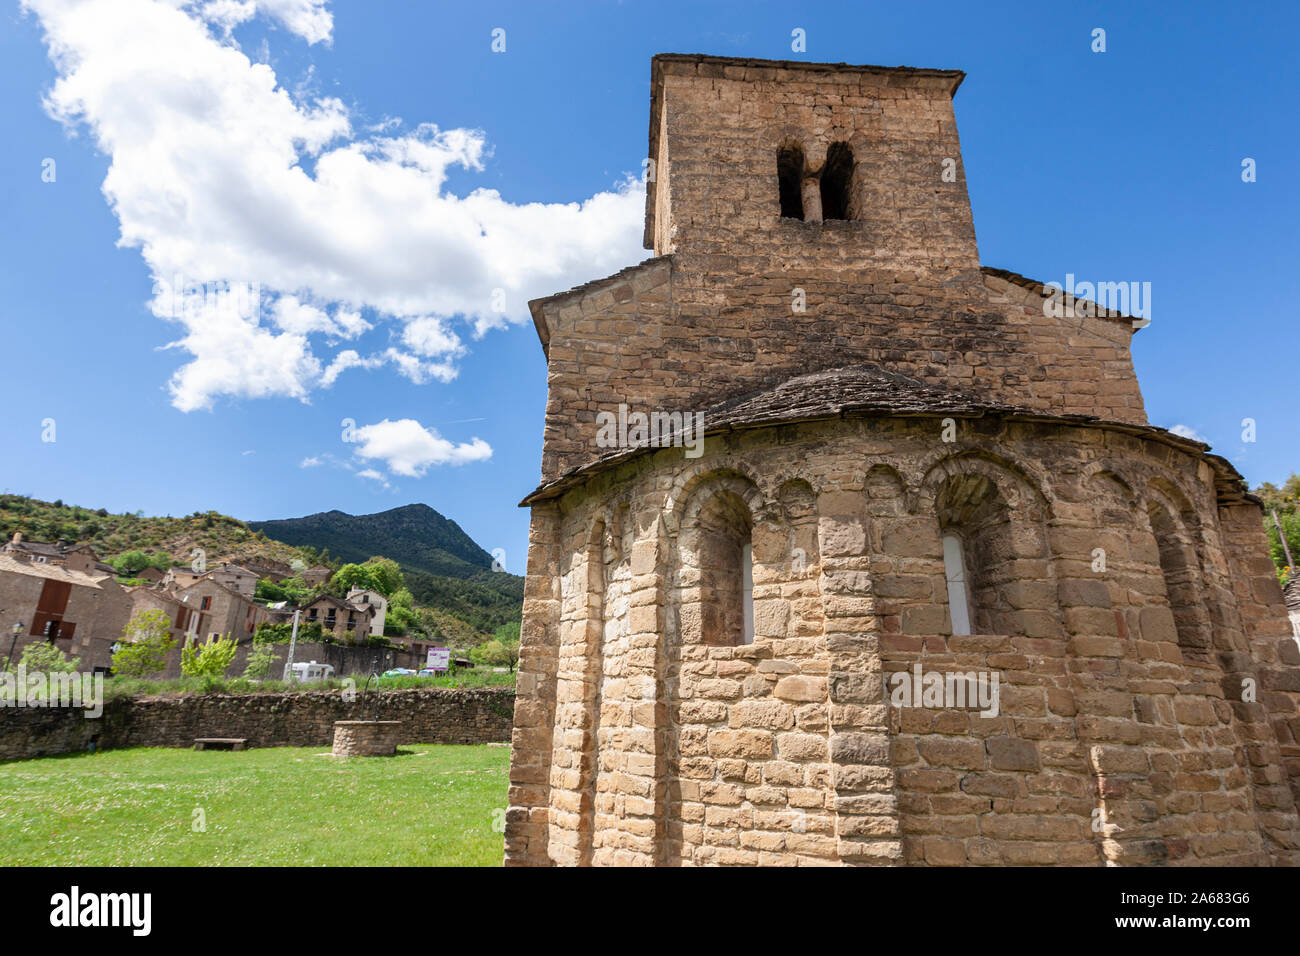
[643,53,981,273]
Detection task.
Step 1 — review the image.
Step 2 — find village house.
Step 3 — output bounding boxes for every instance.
[161,567,203,591]
[201,562,258,599]
[4,534,115,576]
[300,565,333,587]
[243,557,292,583]
[345,587,388,637]
[174,577,270,642]
[300,594,375,641]
[134,566,164,584]
[0,552,131,671]
[126,586,196,648]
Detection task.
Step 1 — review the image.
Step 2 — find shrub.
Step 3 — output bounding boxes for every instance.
[243,638,278,679]
[113,609,177,678]
[180,633,238,677]
[11,641,79,673]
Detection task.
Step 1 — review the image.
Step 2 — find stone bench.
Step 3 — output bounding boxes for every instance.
[193,737,248,751]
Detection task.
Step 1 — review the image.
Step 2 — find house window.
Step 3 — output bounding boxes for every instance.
[200,596,211,611]
[820,142,854,220]
[777,145,805,220]
[942,533,972,636]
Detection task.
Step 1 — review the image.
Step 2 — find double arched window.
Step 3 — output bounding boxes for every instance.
[776,141,855,222]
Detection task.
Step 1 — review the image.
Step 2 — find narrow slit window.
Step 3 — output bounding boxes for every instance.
[942,533,971,636]
[777,145,805,220]
[820,142,854,220]
[741,542,755,645]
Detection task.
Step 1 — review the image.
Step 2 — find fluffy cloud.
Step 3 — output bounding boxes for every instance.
[351,418,492,477]
[198,0,333,44]
[1168,424,1208,443]
[24,0,644,411]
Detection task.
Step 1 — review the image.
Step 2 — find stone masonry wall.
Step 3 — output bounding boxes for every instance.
[0,687,514,761]
[505,416,1300,865]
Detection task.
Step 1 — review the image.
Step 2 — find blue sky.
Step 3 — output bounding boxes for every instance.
[1,0,1296,571]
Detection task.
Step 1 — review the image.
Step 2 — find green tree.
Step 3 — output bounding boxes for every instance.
[112,609,177,678]
[255,578,289,602]
[470,637,520,672]
[1265,510,1300,584]
[112,549,151,575]
[13,641,79,673]
[331,563,380,595]
[1254,473,1300,582]
[181,633,238,677]
[242,636,278,679]
[362,556,405,597]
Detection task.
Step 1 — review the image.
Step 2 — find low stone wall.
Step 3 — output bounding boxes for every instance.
[0,687,514,761]
[152,640,421,680]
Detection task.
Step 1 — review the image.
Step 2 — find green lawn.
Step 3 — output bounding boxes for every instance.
[0,744,510,866]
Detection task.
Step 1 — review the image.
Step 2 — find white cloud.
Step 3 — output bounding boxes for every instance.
[351,418,491,477]
[272,295,370,339]
[401,316,462,359]
[198,0,333,45]
[24,0,645,411]
[158,289,322,411]
[381,347,458,385]
[299,455,322,467]
[1169,424,1208,443]
[319,348,380,387]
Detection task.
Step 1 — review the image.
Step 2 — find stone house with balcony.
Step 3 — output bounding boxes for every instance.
[300,594,376,641]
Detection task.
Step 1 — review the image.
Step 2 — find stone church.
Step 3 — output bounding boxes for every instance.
[504,54,1300,866]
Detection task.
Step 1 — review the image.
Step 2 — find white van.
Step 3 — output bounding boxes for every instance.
[289,661,335,682]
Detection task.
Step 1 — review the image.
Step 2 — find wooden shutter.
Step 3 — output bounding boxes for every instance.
[36,579,72,615]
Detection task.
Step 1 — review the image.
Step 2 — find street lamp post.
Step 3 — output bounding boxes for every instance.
[3,621,24,672]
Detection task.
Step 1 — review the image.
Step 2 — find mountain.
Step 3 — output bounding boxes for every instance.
[0,494,312,569]
[247,504,524,631]
[249,503,490,577]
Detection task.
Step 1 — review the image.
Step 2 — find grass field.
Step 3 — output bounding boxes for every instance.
[0,744,510,866]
